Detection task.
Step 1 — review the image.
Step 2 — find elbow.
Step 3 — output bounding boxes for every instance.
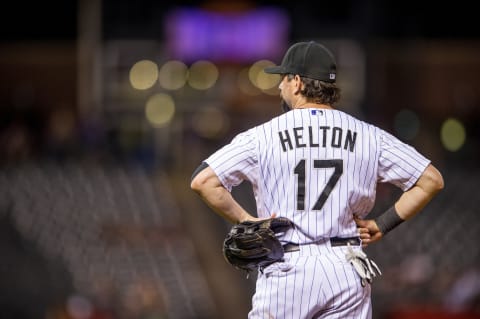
[190,165,222,197]
[433,175,444,195]
[434,173,444,192]
[425,164,445,194]
[190,175,204,194]
[190,162,210,194]
[190,171,214,196]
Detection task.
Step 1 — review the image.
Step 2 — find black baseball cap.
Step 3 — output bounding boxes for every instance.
[264,41,337,83]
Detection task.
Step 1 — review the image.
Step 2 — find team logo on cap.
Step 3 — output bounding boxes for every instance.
[330,74,336,80]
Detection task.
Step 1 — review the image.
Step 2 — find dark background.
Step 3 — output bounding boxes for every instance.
[2,1,480,40]
[0,1,479,319]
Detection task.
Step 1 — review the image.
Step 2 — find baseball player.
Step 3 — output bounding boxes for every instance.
[191,41,444,318]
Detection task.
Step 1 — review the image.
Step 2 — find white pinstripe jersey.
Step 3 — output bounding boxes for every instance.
[205,108,430,244]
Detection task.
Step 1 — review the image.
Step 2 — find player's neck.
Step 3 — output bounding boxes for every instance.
[293,101,333,110]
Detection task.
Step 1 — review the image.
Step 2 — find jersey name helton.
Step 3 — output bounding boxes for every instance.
[278,125,357,152]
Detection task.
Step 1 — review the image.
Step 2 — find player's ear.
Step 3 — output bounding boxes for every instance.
[293,75,303,94]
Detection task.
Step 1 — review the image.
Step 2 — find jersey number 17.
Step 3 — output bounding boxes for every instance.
[294,159,343,211]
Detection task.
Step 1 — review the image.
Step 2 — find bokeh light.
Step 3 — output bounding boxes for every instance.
[129,60,159,90]
[237,67,261,96]
[249,60,281,91]
[191,106,230,138]
[145,93,175,127]
[441,118,466,151]
[188,60,219,90]
[394,109,420,141]
[158,60,188,90]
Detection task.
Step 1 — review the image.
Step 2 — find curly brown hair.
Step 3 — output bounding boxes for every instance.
[287,74,341,106]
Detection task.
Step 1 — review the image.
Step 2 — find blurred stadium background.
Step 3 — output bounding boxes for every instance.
[0,0,479,318]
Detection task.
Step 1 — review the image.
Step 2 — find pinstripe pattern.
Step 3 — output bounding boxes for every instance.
[205,108,430,318]
[247,244,372,318]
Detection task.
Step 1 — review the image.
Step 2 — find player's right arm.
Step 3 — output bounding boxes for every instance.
[356,163,444,246]
[191,165,259,224]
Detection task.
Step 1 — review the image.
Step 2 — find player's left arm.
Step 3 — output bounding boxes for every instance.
[191,165,261,224]
[394,163,444,219]
[356,163,444,246]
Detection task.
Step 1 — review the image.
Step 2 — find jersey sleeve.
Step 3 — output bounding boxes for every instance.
[378,129,431,191]
[204,128,258,192]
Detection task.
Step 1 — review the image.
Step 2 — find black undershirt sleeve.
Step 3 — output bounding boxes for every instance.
[191,162,210,181]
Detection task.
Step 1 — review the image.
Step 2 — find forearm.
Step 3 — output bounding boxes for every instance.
[197,184,252,224]
[191,166,254,224]
[373,164,443,236]
[394,184,436,220]
[395,164,444,220]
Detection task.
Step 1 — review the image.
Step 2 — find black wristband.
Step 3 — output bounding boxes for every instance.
[374,206,405,235]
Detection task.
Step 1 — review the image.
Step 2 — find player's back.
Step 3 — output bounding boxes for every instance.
[254,108,381,243]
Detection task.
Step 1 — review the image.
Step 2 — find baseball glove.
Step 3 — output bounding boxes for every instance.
[222,217,294,274]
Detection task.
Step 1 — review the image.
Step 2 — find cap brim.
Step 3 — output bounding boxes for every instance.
[264,66,286,74]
